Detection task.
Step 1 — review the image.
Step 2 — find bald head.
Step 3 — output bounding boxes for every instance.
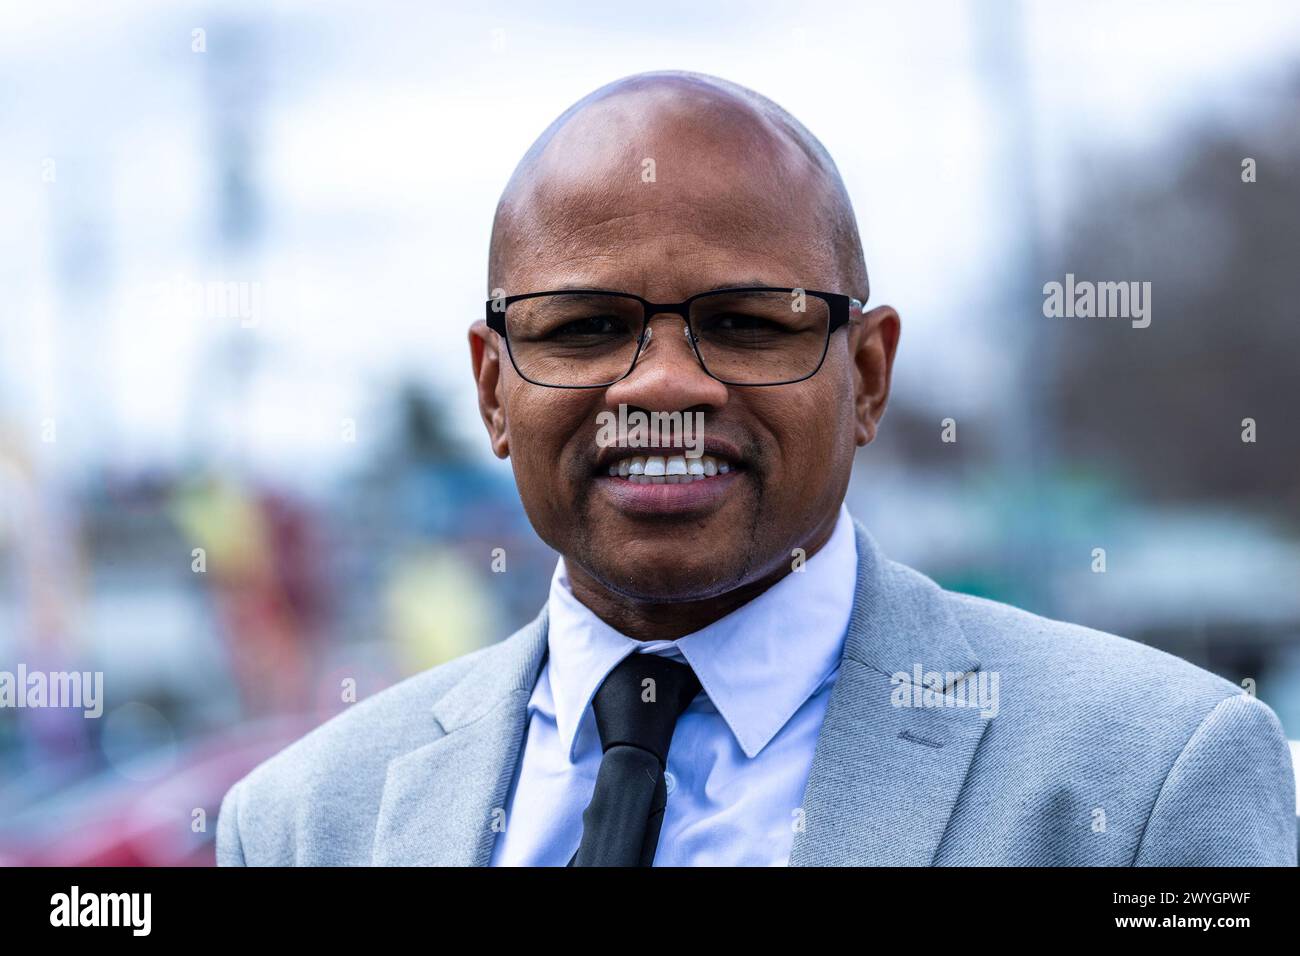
[487,71,868,301]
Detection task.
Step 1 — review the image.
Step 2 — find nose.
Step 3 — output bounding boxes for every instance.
[605,313,728,412]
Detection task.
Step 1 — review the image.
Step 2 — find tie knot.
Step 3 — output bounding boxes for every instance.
[591,653,701,764]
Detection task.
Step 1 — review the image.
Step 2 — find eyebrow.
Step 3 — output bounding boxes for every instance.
[546,278,778,296]
[703,279,778,294]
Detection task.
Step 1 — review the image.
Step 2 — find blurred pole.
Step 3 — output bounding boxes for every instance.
[192,21,268,477]
[971,0,1056,611]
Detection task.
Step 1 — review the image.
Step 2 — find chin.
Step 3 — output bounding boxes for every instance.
[599,558,745,604]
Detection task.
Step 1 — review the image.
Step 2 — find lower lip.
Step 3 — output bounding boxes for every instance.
[593,469,744,517]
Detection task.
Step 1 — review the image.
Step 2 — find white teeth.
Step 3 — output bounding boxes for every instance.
[605,453,735,481]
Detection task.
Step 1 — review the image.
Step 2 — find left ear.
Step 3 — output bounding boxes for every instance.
[468,319,511,459]
[849,305,900,446]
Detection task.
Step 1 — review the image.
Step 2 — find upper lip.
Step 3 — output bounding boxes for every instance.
[592,437,744,474]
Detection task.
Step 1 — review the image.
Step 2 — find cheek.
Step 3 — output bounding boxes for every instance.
[749,377,847,475]
[506,387,594,489]
[804,353,861,457]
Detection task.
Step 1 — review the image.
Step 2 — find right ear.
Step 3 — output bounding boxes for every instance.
[468,320,510,459]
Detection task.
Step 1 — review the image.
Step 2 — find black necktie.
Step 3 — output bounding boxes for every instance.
[570,653,701,867]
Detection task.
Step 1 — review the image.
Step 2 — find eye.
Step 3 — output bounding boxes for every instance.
[709,312,786,333]
[551,314,624,337]
[718,313,765,328]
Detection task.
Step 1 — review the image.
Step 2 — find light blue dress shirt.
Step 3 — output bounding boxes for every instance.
[489,505,859,866]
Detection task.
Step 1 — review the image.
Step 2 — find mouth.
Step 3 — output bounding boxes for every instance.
[591,446,745,517]
[599,452,737,484]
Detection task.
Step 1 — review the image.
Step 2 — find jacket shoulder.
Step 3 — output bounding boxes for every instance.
[928,586,1293,863]
[943,587,1241,701]
[217,642,495,865]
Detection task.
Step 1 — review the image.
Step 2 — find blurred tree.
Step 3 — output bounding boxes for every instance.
[391,381,469,465]
[1046,71,1300,520]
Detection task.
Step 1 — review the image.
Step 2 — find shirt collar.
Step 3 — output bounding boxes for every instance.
[544,504,859,761]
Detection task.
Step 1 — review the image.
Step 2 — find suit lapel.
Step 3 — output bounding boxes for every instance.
[790,522,991,866]
[372,608,548,865]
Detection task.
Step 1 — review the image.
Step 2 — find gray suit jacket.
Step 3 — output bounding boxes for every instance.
[217,521,1297,865]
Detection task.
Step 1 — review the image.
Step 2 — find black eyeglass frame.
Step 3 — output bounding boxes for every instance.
[484,286,863,388]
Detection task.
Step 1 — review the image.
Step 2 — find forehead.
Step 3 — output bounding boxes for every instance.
[494,88,843,299]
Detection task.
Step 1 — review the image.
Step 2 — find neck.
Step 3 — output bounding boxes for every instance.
[564,511,841,641]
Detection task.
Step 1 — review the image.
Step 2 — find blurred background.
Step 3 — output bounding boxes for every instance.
[1,0,1298,864]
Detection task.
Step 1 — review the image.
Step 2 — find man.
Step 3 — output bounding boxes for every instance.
[218,71,1296,866]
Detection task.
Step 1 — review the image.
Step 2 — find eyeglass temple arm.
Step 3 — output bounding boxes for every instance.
[829,296,865,332]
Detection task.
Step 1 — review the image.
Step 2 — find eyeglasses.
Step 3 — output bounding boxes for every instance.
[485,286,862,388]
